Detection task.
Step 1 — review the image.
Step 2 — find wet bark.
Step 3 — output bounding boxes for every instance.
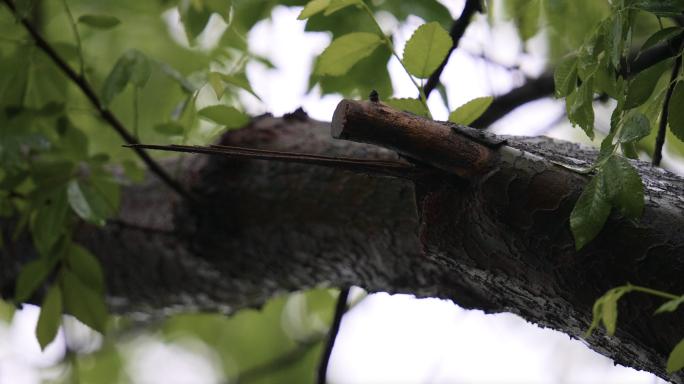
[2,104,684,382]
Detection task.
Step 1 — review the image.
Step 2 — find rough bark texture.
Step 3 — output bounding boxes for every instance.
[2,105,684,382]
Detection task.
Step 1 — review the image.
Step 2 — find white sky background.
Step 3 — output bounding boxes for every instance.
[0,1,679,383]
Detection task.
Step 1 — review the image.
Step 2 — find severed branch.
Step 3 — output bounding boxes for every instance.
[1,0,197,202]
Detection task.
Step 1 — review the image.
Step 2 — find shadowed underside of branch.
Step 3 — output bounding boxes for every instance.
[3,104,684,382]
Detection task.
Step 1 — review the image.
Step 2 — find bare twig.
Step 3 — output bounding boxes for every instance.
[1,0,198,202]
[652,49,683,166]
[423,0,482,97]
[316,287,350,384]
[125,144,439,182]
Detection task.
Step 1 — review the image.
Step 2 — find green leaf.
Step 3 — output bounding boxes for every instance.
[77,14,122,29]
[668,81,684,142]
[626,0,684,17]
[68,243,105,294]
[154,122,185,136]
[36,284,62,350]
[155,61,198,94]
[594,59,618,99]
[384,98,427,116]
[586,286,633,337]
[579,33,601,80]
[128,51,151,88]
[121,159,146,183]
[67,180,110,227]
[655,295,684,314]
[595,143,617,169]
[570,171,611,250]
[554,56,579,99]
[100,49,151,108]
[316,33,382,76]
[31,187,69,256]
[668,337,684,373]
[601,290,620,335]
[198,105,251,128]
[62,270,108,334]
[324,0,362,16]
[644,88,667,128]
[624,57,675,110]
[602,155,644,226]
[56,119,89,161]
[606,11,625,70]
[403,22,453,79]
[639,27,684,59]
[621,141,639,159]
[89,168,121,214]
[219,73,261,100]
[448,96,494,126]
[207,72,224,100]
[15,259,53,303]
[179,0,213,43]
[298,0,331,20]
[203,0,232,22]
[569,76,595,139]
[618,113,650,143]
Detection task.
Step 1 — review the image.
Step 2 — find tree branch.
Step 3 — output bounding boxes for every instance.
[1,0,198,202]
[652,40,684,166]
[423,0,482,97]
[125,143,438,182]
[316,287,349,384]
[471,40,681,129]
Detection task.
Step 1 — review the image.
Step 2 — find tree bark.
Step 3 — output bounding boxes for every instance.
[2,104,684,382]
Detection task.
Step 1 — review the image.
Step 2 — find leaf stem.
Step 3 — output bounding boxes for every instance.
[133,87,139,139]
[628,285,679,300]
[0,0,199,203]
[59,0,84,77]
[360,3,432,118]
[652,41,684,167]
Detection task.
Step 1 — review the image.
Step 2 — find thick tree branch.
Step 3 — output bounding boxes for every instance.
[5,107,684,382]
[1,0,197,202]
[423,0,481,97]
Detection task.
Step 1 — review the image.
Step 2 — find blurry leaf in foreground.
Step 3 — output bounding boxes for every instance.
[77,14,122,29]
[198,105,251,128]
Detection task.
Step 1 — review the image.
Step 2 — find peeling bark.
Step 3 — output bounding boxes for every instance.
[2,105,684,382]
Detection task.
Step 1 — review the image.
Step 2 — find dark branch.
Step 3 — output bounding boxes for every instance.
[471,39,681,129]
[653,40,684,166]
[316,287,350,384]
[423,0,482,97]
[124,144,439,182]
[1,0,198,202]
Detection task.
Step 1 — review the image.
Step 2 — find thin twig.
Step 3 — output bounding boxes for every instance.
[652,42,684,166]
[59,0,83,77]
[1,0,198,203]
[125,144,439,181]
[316,287,350,384]
[423,0,482,97]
